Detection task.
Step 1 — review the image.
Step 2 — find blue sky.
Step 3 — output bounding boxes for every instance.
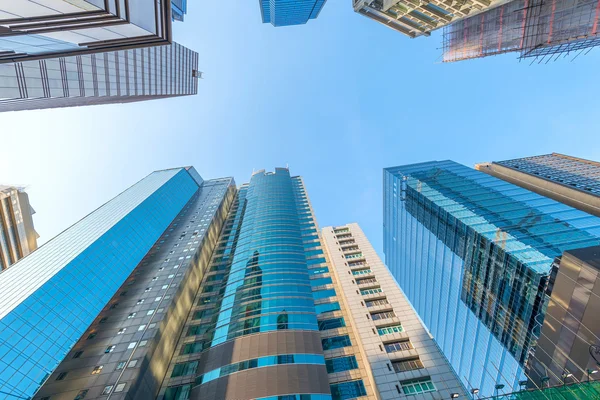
[1,0,600,257]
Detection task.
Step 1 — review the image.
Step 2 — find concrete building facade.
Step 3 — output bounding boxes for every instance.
[322,223,467,399]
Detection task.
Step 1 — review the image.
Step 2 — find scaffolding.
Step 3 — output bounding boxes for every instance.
[441,0,600,61]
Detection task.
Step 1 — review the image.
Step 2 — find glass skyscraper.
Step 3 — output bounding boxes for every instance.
[0,167,208,399]
[383,160,600,397]
[260,0,328,26]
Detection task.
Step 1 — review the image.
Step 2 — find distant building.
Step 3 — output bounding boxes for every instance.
[0,186,38,270]
[0,1,199,111]
[322,223,467,399]
[476,153,600,218]
[260,0,327,26]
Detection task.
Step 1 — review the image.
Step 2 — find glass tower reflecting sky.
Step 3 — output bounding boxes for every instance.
[0,167,203,399]
[260,0,328,26]
[383,160,600,397]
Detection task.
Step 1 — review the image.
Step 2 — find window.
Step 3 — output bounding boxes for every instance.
[366,299,389,307]
[138,325,146,331]
[87,333,96,340]
[128,359,138,368]
[310,277,333,287]
[312,288,336,300]
[91,366,103,375]
[74,390,88,400]
[139,340,148,347]
[377,324,403,335]
[99,317,108,324]
[356,277,377,285]
[181,341,205,355]
[163,385,192,400]
[400,378,436,395]
[127,342,137,349]
[145,287,152,292]
[102,386,113,395]
[392,357,424,373]
[56,371,68,380]
[315,302,341,314]
[321,335,352,351]
[116,361,126,370]
[136,299,144,304]
[371,311,395,321]
[360,288,382,296]
[105,345,116,353]
[146,310,154,315]
[128,313,136,319]
[352,268,371,276]
[318,317,345,331]
[326,356,359,373]
[330,380,367,400]
[117,328,126,335]
[73,350,83,359]
[171,361,199,377]
[115,383,126,392]
[384,340,413,352]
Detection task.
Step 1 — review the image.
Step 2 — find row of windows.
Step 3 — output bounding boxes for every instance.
[400,378,436,395]
[351,268,371,276]
[318,317,346,331]
[384,340,413,352]
[315,302,341,314]
[360,288,382,296]
[321,335,352,351]
[365,298,388,307]
[330,380,367,400]
[325,355,358,373]
[195,353,325,385]
[377,324,403,335]
[371,311,395,321]
[392,357,424,373]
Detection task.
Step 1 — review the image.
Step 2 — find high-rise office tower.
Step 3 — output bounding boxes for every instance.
[383,160,600,397]
[260,0,327,26]
[0,1,199,111]
[321,223,467,399]
[154,169,376,400]
[0,43,199,112]
[476,153,600,218]
[0,185,38,270]
[355,0,600,62]
[0,167,232,399]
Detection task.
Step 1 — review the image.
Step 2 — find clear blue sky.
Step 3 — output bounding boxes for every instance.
[1,0,600,257]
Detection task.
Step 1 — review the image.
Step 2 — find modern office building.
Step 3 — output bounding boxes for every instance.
[0,167,227,399]
[526,246,600,387]
[260,0,327,26]
[0,42,199,112]
[322,223,467,399]
[155,169,377,400]
[353,0,501,38]
[0,1,199,112]
[0,185,38,270]
[476,153,600,218]
[383,160,600,397]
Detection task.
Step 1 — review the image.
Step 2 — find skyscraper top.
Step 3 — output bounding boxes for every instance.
[260,0,327,27]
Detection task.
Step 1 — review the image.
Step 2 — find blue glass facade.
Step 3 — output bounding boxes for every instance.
[383,161,600,397]
[206,169,320,348]
[0,168,202,399]
[171,0,188,22]
[260,0,328,26]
